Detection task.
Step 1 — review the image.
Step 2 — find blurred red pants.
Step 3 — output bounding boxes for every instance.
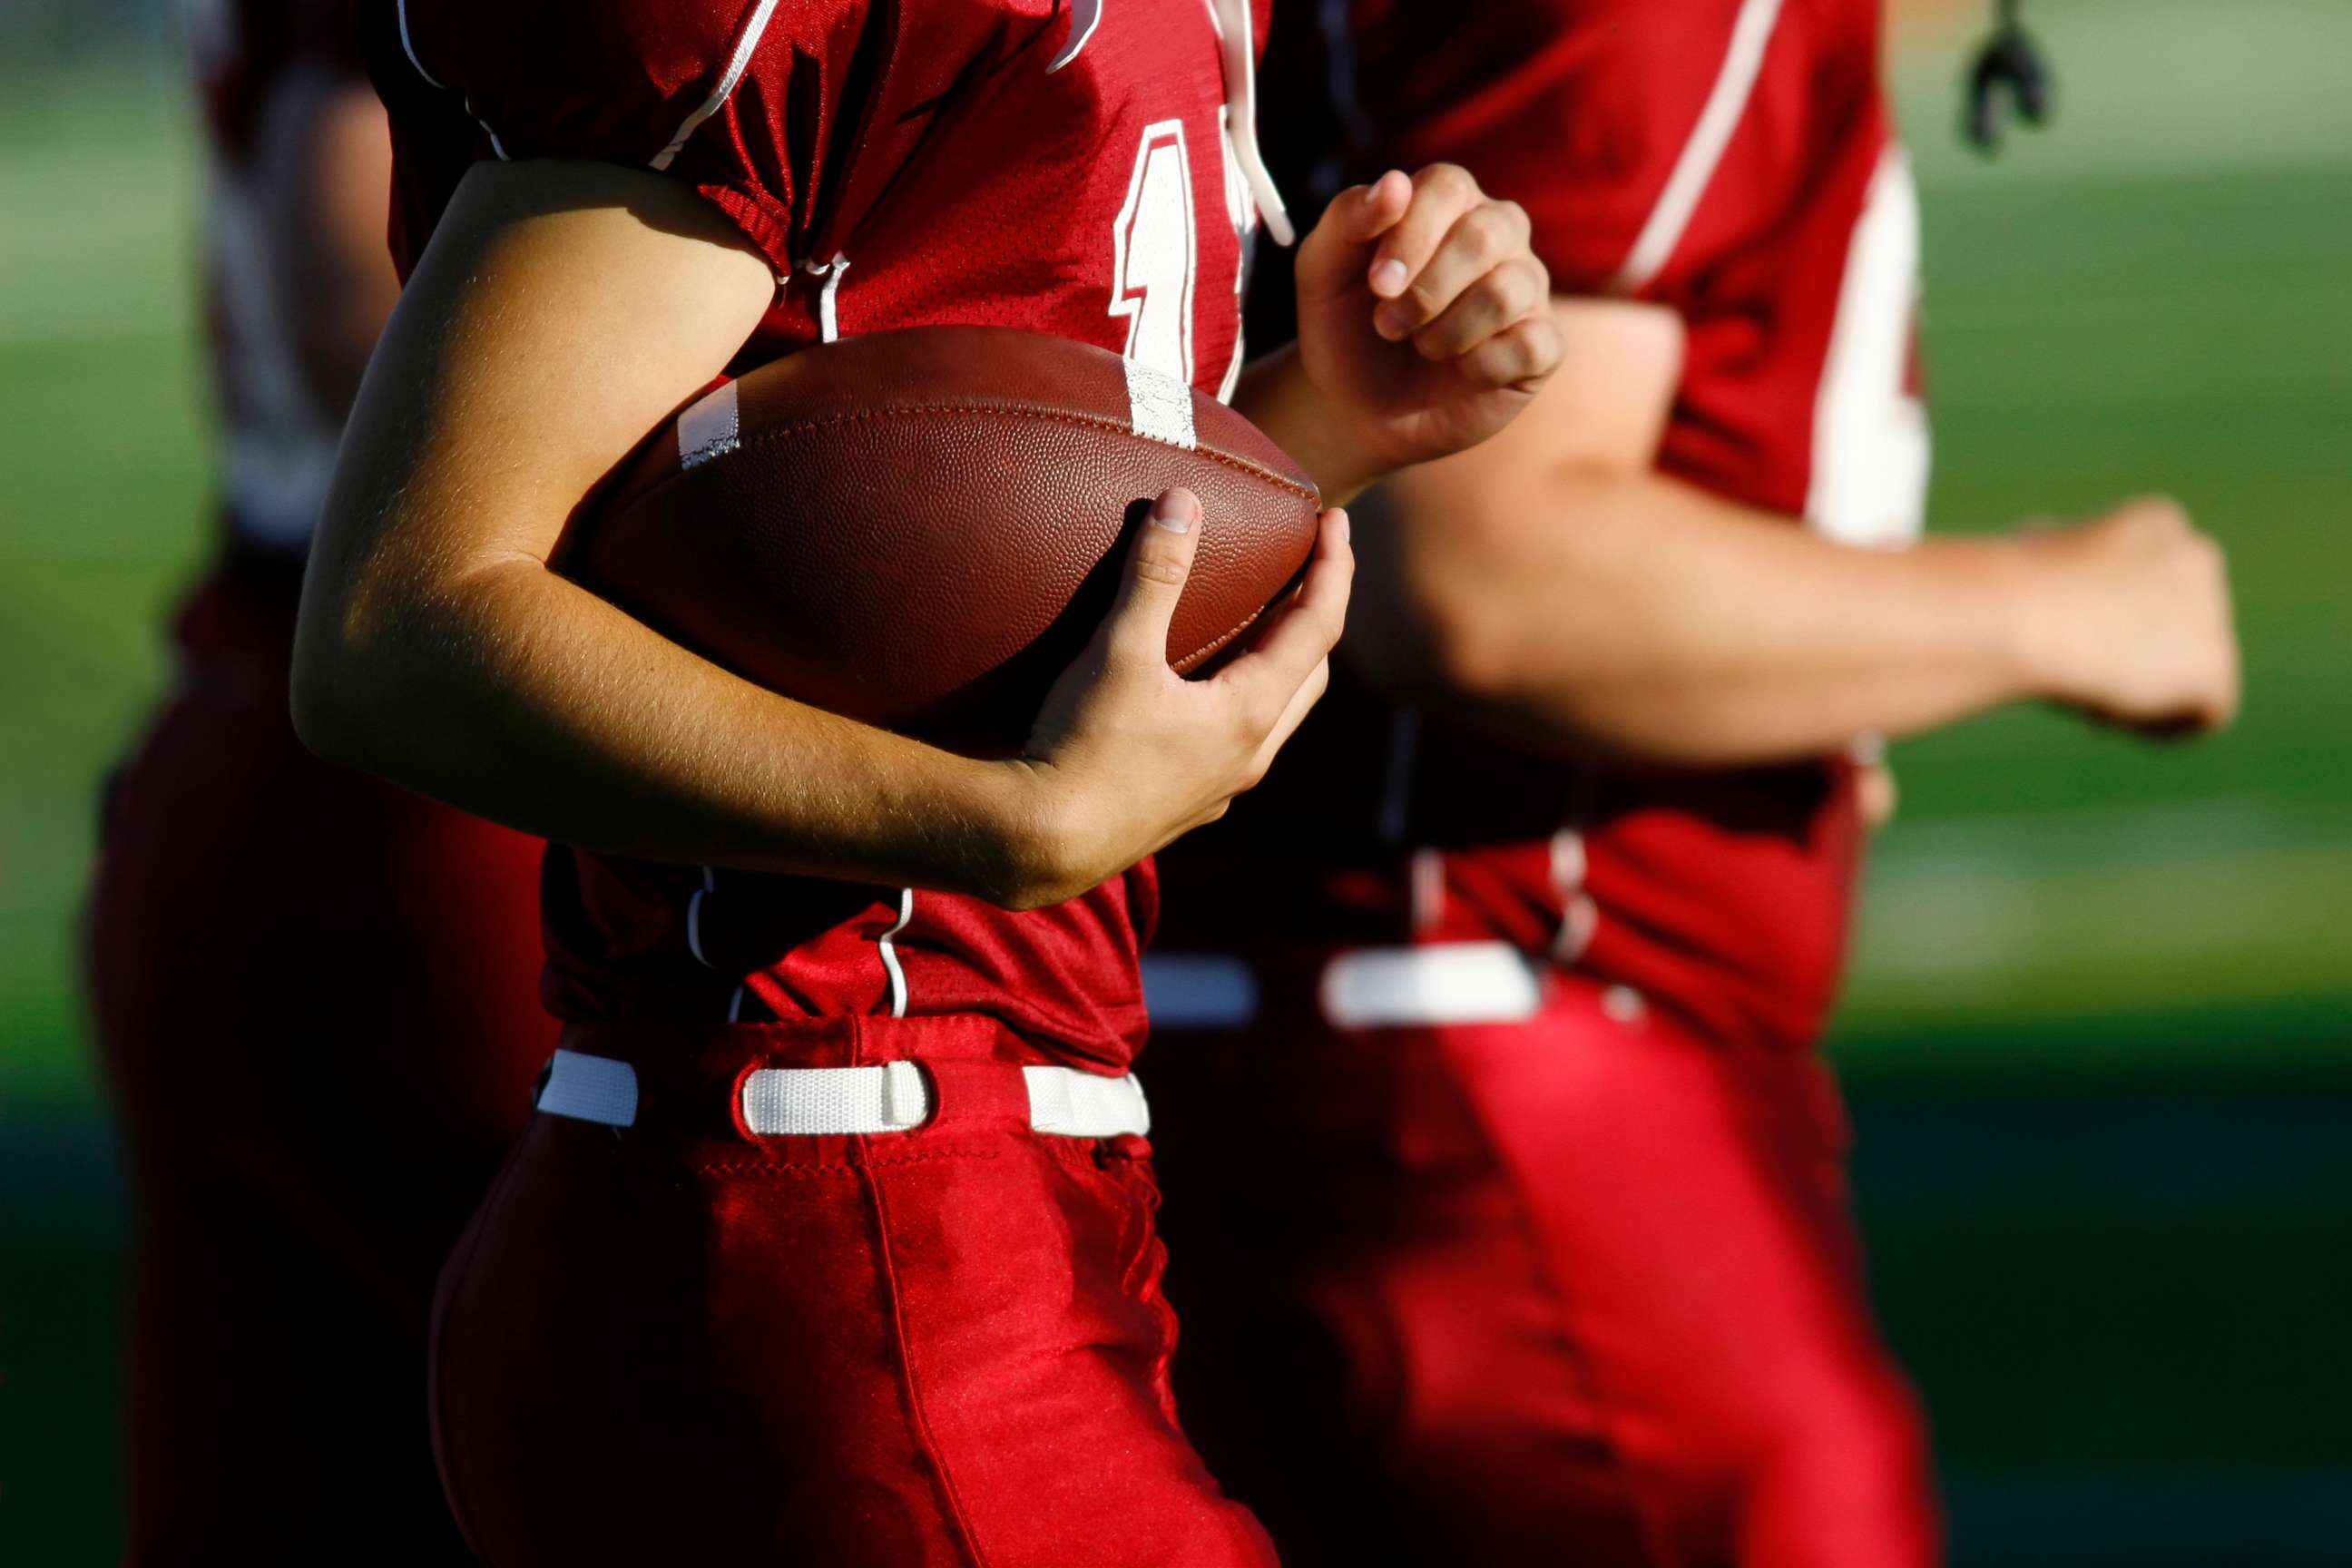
[431,1015,1275,1568]
[1152,973,1941,1568]
[86,553,551,1564]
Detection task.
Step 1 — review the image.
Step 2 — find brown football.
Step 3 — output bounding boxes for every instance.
[562,326,1321,745]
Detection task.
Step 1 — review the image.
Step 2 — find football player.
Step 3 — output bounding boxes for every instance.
[83,2,550,1560]
[290,1,1560,1562]
[1148,2,2239,1565]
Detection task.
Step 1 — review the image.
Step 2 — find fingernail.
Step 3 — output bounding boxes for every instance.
[1150,490,1198,534]
[1373,304,1407,340]
[1331,508,1351,546]
[1370,259,1409,298]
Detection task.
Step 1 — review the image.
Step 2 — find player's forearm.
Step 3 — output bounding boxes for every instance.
[1367,465,2046,764]
[292,160,1079,907]
[291,557,1053,901]
[1230,345,1382,506]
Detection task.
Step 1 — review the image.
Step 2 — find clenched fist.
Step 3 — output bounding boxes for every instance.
[1289,164,1562,482]
[2012,497,2240,735]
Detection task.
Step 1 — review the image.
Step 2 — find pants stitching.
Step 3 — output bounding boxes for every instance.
[1437,1024,1689,1568]
[426,1135,530,1565]
[852,1017,993,1568]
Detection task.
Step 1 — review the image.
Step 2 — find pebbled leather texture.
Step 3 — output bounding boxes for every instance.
[564,327,1322,745]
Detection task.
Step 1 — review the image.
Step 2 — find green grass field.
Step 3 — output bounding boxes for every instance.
[3,1,2348,1560]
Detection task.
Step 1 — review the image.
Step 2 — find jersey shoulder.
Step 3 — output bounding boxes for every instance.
[1342,0,1741,288]
[387,0,869,167]
[369,0,877,277]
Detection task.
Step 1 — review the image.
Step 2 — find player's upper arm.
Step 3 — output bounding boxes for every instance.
[1348,297,1681,700]
[1385,295,1682,523]
[307,161,775,657]
[329,0,886,588]
[311,0,884,681]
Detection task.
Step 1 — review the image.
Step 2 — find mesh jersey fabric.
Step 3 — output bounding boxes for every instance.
[365,0,1272,1064]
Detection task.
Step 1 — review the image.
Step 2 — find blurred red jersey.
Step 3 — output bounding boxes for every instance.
[98,10,552,1562]
[1176,0,1926,1052]
[188,0,367,550]
[368,0,1274,1067]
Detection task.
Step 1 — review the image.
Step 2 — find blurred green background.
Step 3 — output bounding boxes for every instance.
[1,0,2347,1561]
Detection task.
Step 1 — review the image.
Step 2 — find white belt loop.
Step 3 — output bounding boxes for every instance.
[534,1053,1149,1140]
[1319,942,1546,1029]
[536,1049,640,1128]
[1024,1065,1152,1138]
[741,1060,932,1135]
[1138,953,1260,1028]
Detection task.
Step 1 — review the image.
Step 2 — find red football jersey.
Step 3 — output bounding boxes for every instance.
[1170,0,1926,1054]
[367,0,1278,1068]
[186,0,367,550]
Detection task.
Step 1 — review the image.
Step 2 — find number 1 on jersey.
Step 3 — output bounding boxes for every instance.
[1110,121,1200,384]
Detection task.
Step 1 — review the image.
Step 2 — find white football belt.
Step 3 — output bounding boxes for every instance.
[1140,942,1550,1031]
[534,1048,1151,1139]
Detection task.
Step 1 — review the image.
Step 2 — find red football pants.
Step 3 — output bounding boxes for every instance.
[1152,975,1940,1568]
[85,555,552,1564]
[431,1015,1276,1568]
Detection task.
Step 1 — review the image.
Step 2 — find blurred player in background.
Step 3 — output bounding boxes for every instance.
[81,2,551,1561]
[1151,2,2240,1565]
[289,0,1555,1562]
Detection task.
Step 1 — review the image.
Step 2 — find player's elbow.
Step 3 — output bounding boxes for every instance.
[289,581,406,772]
[1408,583,1514,704]
[1380,466,1624,710]
[1405,534,1573,710]
[288,614,371,768]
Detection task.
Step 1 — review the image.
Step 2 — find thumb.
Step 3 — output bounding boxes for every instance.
[1297,171,1410,298]
[1102,488,1202,667]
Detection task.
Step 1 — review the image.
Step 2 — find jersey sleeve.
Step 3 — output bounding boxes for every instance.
[373,0,871,276]
[1344,0,1737,293]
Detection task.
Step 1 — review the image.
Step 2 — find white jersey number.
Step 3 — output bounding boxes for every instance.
[1807,147,1930,548]
[1110,121,1200,383]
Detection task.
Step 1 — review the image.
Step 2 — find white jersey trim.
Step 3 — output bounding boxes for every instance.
[395,2,511,159]
[1805,147,1930,547]
[1048,0,1104,73]
[397,0,447,88]
[652,0,783,172]
[686,867,720,967]
[1607,0,1784,294]
[877,888,915,1019]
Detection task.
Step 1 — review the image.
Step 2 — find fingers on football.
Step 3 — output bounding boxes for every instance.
[1220,508,1354,708]
[1103,488,1202,668]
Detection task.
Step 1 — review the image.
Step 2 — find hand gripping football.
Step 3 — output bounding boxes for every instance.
[563,327,1322,744]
